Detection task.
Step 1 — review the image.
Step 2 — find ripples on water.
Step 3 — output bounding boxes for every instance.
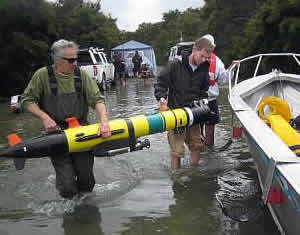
[0,79,280,235]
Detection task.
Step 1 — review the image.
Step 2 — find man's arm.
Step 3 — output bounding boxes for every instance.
[201,72,209,99]
[154,62,173,111]
[154,62,173,100]
[95,102,111,137]
[216,57,240,84]
[25,103,57,131]
[215,56,228,84]
[80,69,111,137]
[21,67,58,131]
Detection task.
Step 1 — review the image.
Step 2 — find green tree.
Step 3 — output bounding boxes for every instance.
[0,0,56,96]
[232,0,300,75]
[52,0,120,49]
[1,0,298,96]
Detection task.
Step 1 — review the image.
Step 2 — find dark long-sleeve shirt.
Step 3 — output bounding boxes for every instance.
[154,54,209,109]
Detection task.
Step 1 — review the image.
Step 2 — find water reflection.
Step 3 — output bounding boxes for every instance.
[117,167,220,235]
[168,169,219,235]
[0,80,281,235]
[62,204,103,235]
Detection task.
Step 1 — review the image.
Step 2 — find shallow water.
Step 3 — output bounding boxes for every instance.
[0,77,279,235]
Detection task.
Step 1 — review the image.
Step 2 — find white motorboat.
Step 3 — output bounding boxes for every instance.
[228,53,300,235]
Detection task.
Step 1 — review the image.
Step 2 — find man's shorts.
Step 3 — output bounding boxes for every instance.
[116,71,125,79]
[167,124,203,158]
[207,99,220,125]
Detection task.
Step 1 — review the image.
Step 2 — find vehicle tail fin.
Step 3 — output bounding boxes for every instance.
[7,134,26,170]
[64,117,81,128]
[8,134,22,146]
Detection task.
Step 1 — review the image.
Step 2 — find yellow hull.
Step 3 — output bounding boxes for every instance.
[65,108,189,152]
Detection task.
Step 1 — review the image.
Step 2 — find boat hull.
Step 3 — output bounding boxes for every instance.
[228,53,300,235]
[245,130,300,235]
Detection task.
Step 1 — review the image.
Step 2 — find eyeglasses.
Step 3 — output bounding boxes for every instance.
[61,57,78,64]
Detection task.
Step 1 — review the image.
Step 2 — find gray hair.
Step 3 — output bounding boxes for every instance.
[51,39,79,62]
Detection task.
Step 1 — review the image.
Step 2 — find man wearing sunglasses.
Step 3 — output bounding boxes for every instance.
[21,39,111,199]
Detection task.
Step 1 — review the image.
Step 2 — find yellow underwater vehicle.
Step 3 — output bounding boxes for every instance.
[0,101,212,170]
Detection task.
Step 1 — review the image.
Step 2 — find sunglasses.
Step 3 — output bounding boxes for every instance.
[61,57,78,64]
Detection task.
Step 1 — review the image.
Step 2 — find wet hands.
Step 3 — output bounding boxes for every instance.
[97,122,111,138]
[159,97,168,111]
[230,60,240,68]
[228,60,241,72]
[41,114,58,132]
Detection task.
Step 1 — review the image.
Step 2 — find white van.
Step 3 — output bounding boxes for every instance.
[168,41,194,62]
[78,47,115,91]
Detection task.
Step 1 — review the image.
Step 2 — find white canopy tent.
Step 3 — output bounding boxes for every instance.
[111,40,157,77]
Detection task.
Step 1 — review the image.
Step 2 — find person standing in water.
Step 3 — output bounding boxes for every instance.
[21,39,111,199]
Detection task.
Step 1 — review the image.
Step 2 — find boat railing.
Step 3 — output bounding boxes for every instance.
[228,53,300,98]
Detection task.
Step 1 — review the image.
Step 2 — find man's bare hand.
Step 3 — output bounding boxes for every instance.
[97,122,111,138]
[159,97,168,111]
[41,114,57,132]
[232,60,240,65]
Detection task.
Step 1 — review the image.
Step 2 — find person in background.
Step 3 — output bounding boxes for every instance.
[139,62,150,79]
[154,37,214,170]
[132,50,142,78]
[21,39,111,199]
[113,52,126,86]
[201,34,239,146]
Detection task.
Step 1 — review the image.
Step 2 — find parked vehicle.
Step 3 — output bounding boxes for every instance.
[77,47,115,91]
[92,48,115,86]
[168,41,194,62]
[9,95,21,113]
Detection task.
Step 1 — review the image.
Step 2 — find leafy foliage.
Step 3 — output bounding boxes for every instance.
[0,0,56,96]
[1,0,299,96]
[233,0,300,74]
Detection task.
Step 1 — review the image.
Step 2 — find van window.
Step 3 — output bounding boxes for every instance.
[94,53,104,64]
[78,51,93,65]
[177,45,193,56]
[100,53,108,63]
[107,56,112,63]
